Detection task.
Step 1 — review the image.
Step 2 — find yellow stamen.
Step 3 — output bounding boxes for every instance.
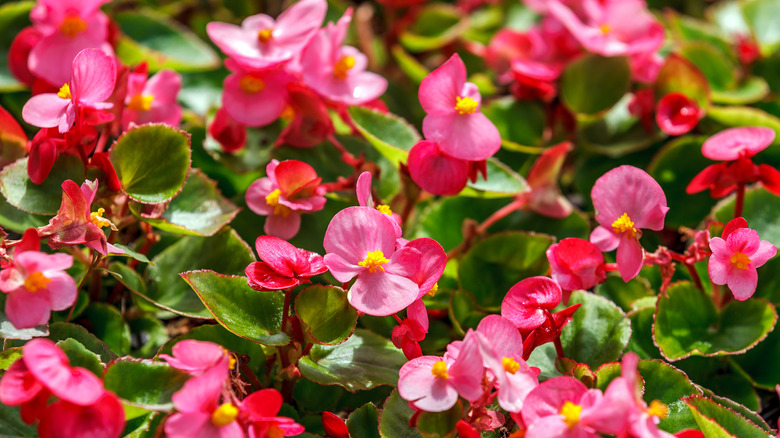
[90,208,116,230]
[240,76,265,94]
[280,105,295,122]
[559,401,582,428]
[427,282,438,297]
[258,28,274,43]
[266,425,284,438]
[730,252,751,270]
[431,360,449,379]
[502,357,520,374]
[647,400,669,419]
[454,96,478,115]
[24,272,51,293]
[60,14,87,38]
[611,212,637,239]
[600,24,612,34]
[57,84,72,100]
[228,355,236,370]
[128,94,154,112]
[265,189,292,218]
[333,56,356,80]
[358,250,389,273]
[211,403,238,427]
[376,204,392,215]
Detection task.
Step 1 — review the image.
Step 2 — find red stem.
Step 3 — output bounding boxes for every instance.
[281,288,292,333]
[735,183,745,219]
[475,199,524,235]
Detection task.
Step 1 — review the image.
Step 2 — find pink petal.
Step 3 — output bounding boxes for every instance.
[0,360,43,405]
[356,171,373,207]
[422,112,501,161]
[23,339,103,406]
[522,376,588,425]
[27,137,59,184]
[727,267,758,301]
[5,291,50,329]
[448,331,486,402]
[477,314,524,359]
[708,254,731,286]
[502,276,562,330]
[42,273,77,311]
[408,140,469,196]
[222,69,291,127]
[750,240,777,268]
[38,393,125,438]
[22,94,69,128]
[246,262,299,290]
[160,340,229,376]
[404,237,446,299]
[398,356,459,412]
[323,253,362,283]
[263,212,301,240]
[419,53,466,114]
[145,70,182,104]
[616,237,644,282]
[407,299,429,332]
[702,127,775,161]
[274,0,328,49]
[384,246,422,278]
[591,165,667,231]
[163,412,212,438]
[246,178,276,216]
[28,34,112,87]
[253,235,299,277]
[348,271,419,316]
[71,49,116,103]
[171,366,224,413]
[242,388,282,419]
[323,207,397,265]
[589,225,620,252]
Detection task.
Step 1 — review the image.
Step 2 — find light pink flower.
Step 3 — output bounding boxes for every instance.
[300,9,387,105]
[522,376,606,438]
[245,235,327,290]
[221,60,294,127]
[159,340,231,377]
[241,388,306,437]
[323,207,422,316]
[501,276,562,332]
[23,48,115,133]
[708,217,777,301]
[590,165,668,282]
[206,0,326,70]
[0,229,76,329]
[701,126,775,161]
[122,69,182,130]
[419,53,500,162]
[547,238,607,291]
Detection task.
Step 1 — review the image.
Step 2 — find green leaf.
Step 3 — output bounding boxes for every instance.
[84,303,132,356]
[56,338,104,377]
[654,54,711,108]
[391,46,429,85]
[114,11,219,72]
[132,169,239,236]
[627,306,663,359]
[417,401,461,438]
[561,290,632,369]
[203,118,277,174]
[595,274,654,313]
[379,390,424,438]
[0,2,33,93]
[293,378,343,413]
[0,403,37,437]
[348,106,421,167]
[712,187,780,247]
[653,281,777,360]
[458,231,553,309]
[295,285,357,345]
[111,243,152,265]
[182,270,288,346]
[109,124,192,204]
[298,329,407,392]
[461,158,529,197]
[711,76,770,105]
[47,322,117,363]
[734,306,780,388]
[123,412,164,438]
[482,98,546,147]
[684,395,772,438]
[0,154,86,215]
[144,228,255,318]
[680,42,736,91]
[449,289,487,336]
[677,357,760,411]
[103,359,190,411]
[128,315,169,359]
[347,403,381,438]
[0,348,22,371]
[0,196,48,234]
[560,55,631,115]
[742,0,780,57]
[706,105,780,143]
[399,4,467,53]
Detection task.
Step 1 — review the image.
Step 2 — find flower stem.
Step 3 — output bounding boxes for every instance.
[735,183,745,219]
[685,263,704,292]
[281,288,292,333]
[475,199,525,235]
[239,354,263,391]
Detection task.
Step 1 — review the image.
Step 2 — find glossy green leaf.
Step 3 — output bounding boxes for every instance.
[461,158,529,198]
[712,187,780,247]
[399,4,467,53]
[123,412,164,438]
[128,315,169,359]
[84,303,132,356]
[653,282,777,360]
[742,0,780,57]
[47,322,117,363]
[295,285,357,345]
[0,154,86,215]
[734,306,780,389]
[56,338,103,377]
[347,403,381,438]
[379,390,424,438]
[391,45,429,85]
[627,305,662,359]
[0,2,33,92]
[298,329,407,392]
[560,55,631,115]
[680,42,736,91]
[677,356,760,411]
[0,196,48,234]
[348,106,421,167]
[654,54,711,107]
[293,378,343,413]
[449,289,487,336]
[684,395,772,438]
[203,118,277,174]
[595,274,655,313]
[182,270,288,346]
[103,360,189,411]
[0,348,22,370]
[109,124,192,204]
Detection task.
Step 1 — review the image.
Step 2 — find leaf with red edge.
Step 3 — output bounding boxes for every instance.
[683,395,772,438]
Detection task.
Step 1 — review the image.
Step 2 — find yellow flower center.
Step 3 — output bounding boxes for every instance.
[128,94,154,112]
[454,96,478,115]
[90,208,112,229]
[280,105,296,122]
[358,250,389,273]
[333,56,356,80]
[376,204,392,215]
[502,357,520,374]
[265,189,292,218]
[24,272,51,293]
[559,401,582,428]
[258,28,274,43]
[730,252,751,270]
[60,14,87,38]
[431,360,449,379]
[600,24,612,34]
[611,212,637,239]
[211,403,238,427]
[427,282,438,297]
[647,400,669,419]
[57,84,72,100]
[266,425,284,438]
[240,76,265,94]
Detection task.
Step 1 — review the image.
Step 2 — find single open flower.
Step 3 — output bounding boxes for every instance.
[245,235,327,290]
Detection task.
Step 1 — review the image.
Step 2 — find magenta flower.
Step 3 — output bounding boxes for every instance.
[246,160,327,240]
[708,217,776,301]
[241,388,306,437]
[501,276,562,332]
[547,238,607,291]
[22,48,116,133]
[159,340,231,377]
[419,53,501,162]
[300,9,387,105]
[221,60,294,127]
[522,376,606,438]
[206,0,326,70]
[590,165,668,282]
[0,229,76,329]
[408,140,471,196]
[245,235,327,290]
[122,69,182,130]
[323,207,422,316]
[655,92,704,136]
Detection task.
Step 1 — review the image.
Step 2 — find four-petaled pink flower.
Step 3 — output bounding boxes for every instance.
[522,376,607,438]
[23,48,116,133]
[590,165,669,282]
[0,229,76,329]
[122,68,183,130]
[708,217,777,301]
[245,235,327,290]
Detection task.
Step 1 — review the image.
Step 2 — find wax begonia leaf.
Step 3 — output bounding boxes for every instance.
[461,158,529,198]
[0,2,32,92]
[295,285,357,345]
[560,54,631,115]
[416,400,462,438]
[734,306,780,389]
[84,303,132,356]
[684,395,772,438]
[47,322,117,363]
[103,359,189,411]
[706,105,780,144]
[741,0,780,57]
[654,54,711,108]
[378,390,424,438]
[348,106,420,167]
[56,338,103,378]
[399,4,467,53]
[0,154,85,215]
[346,403,381,438]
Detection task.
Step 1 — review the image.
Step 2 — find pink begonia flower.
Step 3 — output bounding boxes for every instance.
[408,140,471,196]
[300,9,387,105]
[0,228,76,329]
[590,165,669,282]
[37,179,123,255]
[655,92,704,136]
[323,207,422,316]
[122,69,182,130]
[221,59,294,127]
[397,330,485,412]
[708,217,777,301]
[701,126,775,161]
[159,340,231,377]
[28,0,113,86]
[522,376,606,438]
[246,159,327,240]
[419,53,500,162]
[547,238,607,291]
[241,388,306,437]
[245,235,327,290]
[23,48,116,133]
[519,141,574,218]
[206,0,326,70]
[501,276,562,332]
[38,392,125,438]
